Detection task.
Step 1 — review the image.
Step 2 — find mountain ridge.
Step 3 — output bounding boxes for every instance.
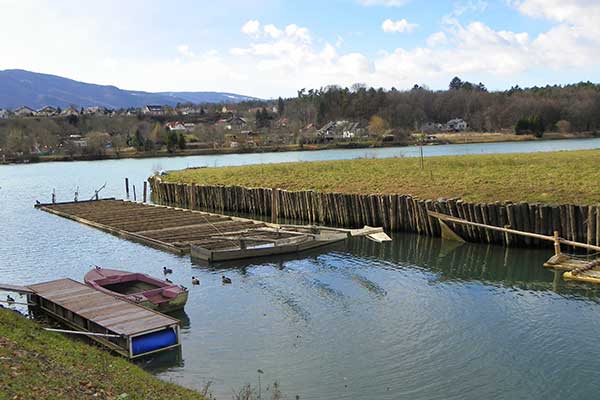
[0,69,260,109]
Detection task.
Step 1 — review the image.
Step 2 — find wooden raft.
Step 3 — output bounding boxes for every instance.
[27,278,180,358]
[36,199,269,255]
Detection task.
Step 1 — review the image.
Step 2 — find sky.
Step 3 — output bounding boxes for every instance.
[1,0,599,98]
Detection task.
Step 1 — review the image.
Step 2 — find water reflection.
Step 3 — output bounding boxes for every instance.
[349,232,600,299]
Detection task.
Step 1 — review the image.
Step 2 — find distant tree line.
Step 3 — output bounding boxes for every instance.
[266,78,600,134]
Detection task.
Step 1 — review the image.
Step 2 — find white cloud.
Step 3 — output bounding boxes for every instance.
[264,24,282,39]
[427,31,447,46]
[358,0,410,6]
[177,44,194,57]
[382,18,418,33]
[241,19,261,36]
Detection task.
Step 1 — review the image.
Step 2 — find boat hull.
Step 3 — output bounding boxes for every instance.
[84,268,188,313]
[191,235,346,262]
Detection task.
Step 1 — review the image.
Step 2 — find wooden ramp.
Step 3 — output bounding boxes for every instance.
[36,199,267,255]
[28,278,180,358]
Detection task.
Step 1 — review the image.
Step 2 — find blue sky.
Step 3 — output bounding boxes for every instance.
[1,0,599,97]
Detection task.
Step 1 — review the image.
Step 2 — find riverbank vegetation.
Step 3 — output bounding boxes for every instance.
[1,78,599,163]
[163,149,600,205]
[0,308,204,400]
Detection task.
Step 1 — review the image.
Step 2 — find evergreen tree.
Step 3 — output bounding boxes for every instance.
[277,97,285,115]
[449,76,463,90]
[178,133,186,150]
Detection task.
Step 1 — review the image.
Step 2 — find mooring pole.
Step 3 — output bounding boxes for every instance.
[52,189,56,204]
[143,181,147,203]
[553,231,561,256]
[125,178,130,199]
[271,188,279,224]
[133,185,137,201]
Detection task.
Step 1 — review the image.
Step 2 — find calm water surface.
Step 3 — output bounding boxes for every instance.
[1,139,600,399]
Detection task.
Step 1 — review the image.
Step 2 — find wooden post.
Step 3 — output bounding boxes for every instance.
[133,185,137,201]
[271,188,279,224]
[553,230,561,256]
[125,178,130,199]
[143,181,147,203]
[52,189,56,204]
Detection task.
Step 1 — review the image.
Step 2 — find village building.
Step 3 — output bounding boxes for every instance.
[446,118,468,132]
[36,106,58,117]
[217,115,248,131]
[83,106,107,115]
[165,121,187,132]
[142,105,166,116]
[0,108,9,119]
[14,106,35,117]
[61,106,80,117]
[318,120,365,141]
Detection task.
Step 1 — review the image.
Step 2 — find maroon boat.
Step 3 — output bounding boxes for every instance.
[84,267,188,313]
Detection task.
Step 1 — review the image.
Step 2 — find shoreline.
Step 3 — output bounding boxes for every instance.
[1,132,595,165]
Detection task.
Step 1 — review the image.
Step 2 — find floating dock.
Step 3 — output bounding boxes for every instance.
[26,278,180,358]
[37,199,390,260]
[36,199,267,255]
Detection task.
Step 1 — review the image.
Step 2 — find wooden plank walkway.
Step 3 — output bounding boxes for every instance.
[36,199,269,255]
[28,278,180,358]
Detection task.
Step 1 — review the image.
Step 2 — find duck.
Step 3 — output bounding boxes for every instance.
[165,278,173,284]
[163,267,173,275]
[222,275,232,284]
[6,295,15,304]
[192,276,200,285]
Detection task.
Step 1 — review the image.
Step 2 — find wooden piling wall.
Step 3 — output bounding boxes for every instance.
[149,178,600,248]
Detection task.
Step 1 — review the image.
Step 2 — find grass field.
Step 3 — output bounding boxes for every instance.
[0,308,204,400]
[164,149,600,205]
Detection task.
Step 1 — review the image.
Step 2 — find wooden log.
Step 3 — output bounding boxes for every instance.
[143,181,148,203]
[587,205,596,247]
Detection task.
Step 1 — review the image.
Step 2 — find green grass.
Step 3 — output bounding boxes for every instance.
[164,149,600,205]
[0,308,204,400]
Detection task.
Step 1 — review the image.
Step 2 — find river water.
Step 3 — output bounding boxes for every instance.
[1,138,600,399]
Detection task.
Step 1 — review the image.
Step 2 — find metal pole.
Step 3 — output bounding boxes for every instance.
[125,178,130,198]
[133,185,137,201]
[42,327,122,338]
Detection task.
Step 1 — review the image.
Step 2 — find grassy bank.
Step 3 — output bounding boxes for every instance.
[0,308,204,400]
[164,149,600,205]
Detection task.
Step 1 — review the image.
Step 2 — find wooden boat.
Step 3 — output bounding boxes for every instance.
[190,225,391,263]
[84,267,188,313]
[191,227,348,262]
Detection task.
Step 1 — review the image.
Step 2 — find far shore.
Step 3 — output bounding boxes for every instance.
[1,131,596,165]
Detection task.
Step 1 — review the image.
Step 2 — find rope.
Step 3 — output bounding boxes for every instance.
[571,259,600,276]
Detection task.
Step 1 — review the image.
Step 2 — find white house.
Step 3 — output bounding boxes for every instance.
[61,106,80,117]
[14,106,35,117]
[446,118,468,132]
[142,105,165,116]
[83,106,107,115]
[36,106,58,117]
[0,109,8,119]
[165,121,186,132]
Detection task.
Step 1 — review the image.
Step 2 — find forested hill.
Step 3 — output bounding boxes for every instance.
[278,79,600,133]
[0,69,259,109]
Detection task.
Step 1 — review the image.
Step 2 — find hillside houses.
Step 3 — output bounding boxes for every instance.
[420,118,468,133]
[61,106,80,116]
[446,118,468,131]
[14,106,35,117]
[36,106,58,116]
[318,120,366,141]
[142,105,166,116]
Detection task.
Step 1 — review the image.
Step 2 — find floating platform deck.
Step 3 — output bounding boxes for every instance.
[36,199,268,255]
[27,278,180,358]
[544,254,600,284]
